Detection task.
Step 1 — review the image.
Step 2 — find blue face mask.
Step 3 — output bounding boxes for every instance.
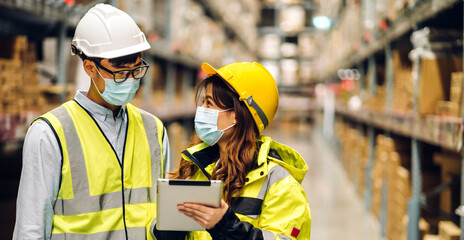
[194,107,235,146]
[92,65,140,106]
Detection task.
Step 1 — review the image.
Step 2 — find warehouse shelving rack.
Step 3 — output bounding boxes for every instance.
[0,0,259,237]
[322,0,464,239]
[256,1,320,123]
[0,0,260,144]
[257,0,317,87]
[0,0,106,143]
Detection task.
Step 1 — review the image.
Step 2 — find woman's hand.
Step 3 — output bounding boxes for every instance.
[178,200,229,229]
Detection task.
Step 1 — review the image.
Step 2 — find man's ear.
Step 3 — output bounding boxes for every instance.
[83,59,97,79]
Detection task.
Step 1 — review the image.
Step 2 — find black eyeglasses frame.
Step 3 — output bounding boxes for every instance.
[92,59,149,83]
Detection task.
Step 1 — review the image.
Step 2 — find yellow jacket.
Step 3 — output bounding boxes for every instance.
[179,135,311,240]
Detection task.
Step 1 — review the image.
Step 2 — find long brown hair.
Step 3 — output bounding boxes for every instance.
[169,75,260,204]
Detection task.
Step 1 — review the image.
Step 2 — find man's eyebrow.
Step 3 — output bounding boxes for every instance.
[115,60,143,69]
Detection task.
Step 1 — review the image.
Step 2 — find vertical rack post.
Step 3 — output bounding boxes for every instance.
[459,3,464,239]
[143,59,154,107]
[274,2,282,85]
[380,41,395,238]
[385,42,394,113]
[57,5,69,103]
[365,125,375,210]
[181,0,191,106]
[364,56,377,211]
[408,138,421,240]
[166,62,176,104]
[407,31,422,240]
[368,56,376,96]
[164,0,175,104]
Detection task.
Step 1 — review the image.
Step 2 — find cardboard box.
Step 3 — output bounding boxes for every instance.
[435,101,460,117]
[438,221,460,240]
[451,72,463,89]
[434,153,462,176]
[423,234,440,240]
[418,56,463,115]
[450,87,462,105]
[449,72,462,115]
[433,152,462,214]
[0,36,28,60]
[279,6,305,33]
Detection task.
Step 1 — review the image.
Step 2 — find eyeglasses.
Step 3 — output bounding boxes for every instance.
[92,59,149,83]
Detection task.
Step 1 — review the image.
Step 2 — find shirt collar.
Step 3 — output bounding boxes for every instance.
[74,90,127,122]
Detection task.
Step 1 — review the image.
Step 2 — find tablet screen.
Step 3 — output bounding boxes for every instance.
[156,179,223,231]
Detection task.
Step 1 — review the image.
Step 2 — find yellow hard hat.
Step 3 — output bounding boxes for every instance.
[201,62,279,134]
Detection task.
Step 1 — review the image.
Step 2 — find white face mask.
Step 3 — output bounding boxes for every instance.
[92,64,140,106]
[194,107,235,146]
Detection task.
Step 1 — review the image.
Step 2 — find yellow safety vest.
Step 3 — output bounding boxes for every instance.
[36,100,164,240]
[180,136,311,240]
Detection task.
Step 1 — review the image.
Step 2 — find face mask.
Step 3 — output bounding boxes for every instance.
[92,65,140,106]
[194,107,235,146]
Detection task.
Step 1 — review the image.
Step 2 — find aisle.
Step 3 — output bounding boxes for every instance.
[266,121,383,240]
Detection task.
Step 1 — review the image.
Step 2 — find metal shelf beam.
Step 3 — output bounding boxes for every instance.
[195,0,257,56]
[322,0,461,79]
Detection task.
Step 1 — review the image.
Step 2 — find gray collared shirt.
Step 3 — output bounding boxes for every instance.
[13,91,170,239]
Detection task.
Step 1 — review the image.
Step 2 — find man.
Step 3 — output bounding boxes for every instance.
[13,4,169,239]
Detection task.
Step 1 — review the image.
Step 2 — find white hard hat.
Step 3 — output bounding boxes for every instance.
[71,3,150,59]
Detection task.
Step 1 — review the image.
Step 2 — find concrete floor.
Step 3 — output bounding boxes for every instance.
[266,121,384,240]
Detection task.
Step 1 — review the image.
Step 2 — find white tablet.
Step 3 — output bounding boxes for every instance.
[156,179,223,231]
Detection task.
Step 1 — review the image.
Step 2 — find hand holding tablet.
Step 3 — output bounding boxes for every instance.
[156,179,223,231]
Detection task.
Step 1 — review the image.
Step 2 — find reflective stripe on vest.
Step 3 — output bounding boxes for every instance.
[261,228,292,240]
[42,101,162,239]
[232,164,290,219]
[51,227,146,240]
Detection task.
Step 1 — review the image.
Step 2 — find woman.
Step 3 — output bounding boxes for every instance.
[154,62,311,240]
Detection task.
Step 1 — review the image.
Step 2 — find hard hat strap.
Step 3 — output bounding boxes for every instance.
[240,96,269,128]
[71,45,88,61]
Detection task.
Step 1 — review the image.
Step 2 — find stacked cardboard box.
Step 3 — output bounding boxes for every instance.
[435,72,462,118]
[418,56,462,115]
[388,166,411,240]
[279,6,306,34]
[390,50,462,115]
[260,34,281,59]
[347,129,360,183]
[299,61,315,84]
[335,122,369,190]
[423,234,440,240]
[371,135,387,219]
[22,42,41,113]
[364,86,386,111]
[336,124,429,240]
[450,72,462,107]
[123,0,259,67]
[280,59,299,86]
[388,0,409,21]
[438,221,460,240]
[356,136,369,198]
[0,60,23,114]
[317,1,361,78]
[368,135,412,239]
[0,36,41,114]
[392,50,414,113]
[433,152,462,215]
[299,33,318,58]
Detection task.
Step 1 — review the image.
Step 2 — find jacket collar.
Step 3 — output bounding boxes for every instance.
[181,136,308,183]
